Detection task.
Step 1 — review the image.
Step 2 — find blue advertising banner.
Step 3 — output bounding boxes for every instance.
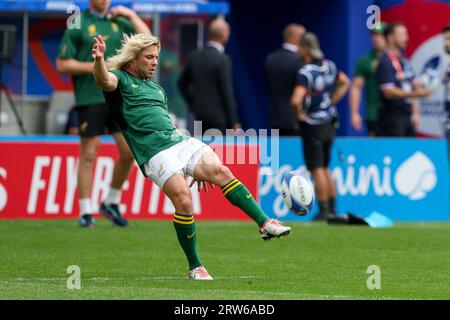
[260,138,449,222]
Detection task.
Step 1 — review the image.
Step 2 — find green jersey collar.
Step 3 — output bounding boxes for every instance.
[88,9,109,20]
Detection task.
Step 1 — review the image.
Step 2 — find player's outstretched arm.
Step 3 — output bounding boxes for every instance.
[92,35,118,92]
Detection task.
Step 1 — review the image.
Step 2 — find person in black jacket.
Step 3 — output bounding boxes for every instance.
[178,18,240,135]
[265,23,305,136]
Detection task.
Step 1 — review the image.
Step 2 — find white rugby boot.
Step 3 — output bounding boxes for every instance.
[188,265,214,280]
[259,219,291,241]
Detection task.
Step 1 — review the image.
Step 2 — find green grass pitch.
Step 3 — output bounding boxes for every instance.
[1,219,449,299]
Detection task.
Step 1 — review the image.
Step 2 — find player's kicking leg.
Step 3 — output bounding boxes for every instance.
[99,132,134,227]
[163,173,213,280]
[192,151,291,240]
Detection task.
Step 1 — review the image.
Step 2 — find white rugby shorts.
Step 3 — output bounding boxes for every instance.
[143,137,213,188]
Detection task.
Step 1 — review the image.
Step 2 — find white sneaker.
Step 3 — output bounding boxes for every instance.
[188,266,214,280]
[259,219,291,241]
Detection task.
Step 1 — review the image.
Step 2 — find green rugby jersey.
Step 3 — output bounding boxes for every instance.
[354,50,382,122]
[105,70,186,167]
[58,10,135,107]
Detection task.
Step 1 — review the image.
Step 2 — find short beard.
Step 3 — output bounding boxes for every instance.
[135,66,148,80]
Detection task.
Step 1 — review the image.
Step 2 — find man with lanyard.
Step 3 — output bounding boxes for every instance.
[291,33,350,221]
[376,22,431,137]
[57,0,151,228]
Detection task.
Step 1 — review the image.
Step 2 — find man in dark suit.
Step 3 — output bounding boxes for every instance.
[265,24,305,136]
[178,18,240,135]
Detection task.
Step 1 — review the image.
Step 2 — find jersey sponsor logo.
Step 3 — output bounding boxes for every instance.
[245,194,252,199]
[111,22,119,32]
[132,83,139,89]
[88,24,97,37]
[371,59,379,71]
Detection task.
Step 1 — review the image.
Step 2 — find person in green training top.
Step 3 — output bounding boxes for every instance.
[56,0,150,228]
[349,23,386,136]
[92,33,291,280]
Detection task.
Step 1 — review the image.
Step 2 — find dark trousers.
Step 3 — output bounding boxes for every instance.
[365,120,379,136]
[278,128,300,136]
[377,112,415,137]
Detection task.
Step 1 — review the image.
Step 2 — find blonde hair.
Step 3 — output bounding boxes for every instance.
[107,33,161,70]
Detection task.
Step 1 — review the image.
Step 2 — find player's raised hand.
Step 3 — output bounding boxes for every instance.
[109,5,135,19]
[92,34,106,60]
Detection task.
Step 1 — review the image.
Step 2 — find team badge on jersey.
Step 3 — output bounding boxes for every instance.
[88,24,97,37]
[371,59,379,71]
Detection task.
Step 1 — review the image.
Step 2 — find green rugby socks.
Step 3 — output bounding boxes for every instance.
[222,179,269,227]
[173,213,202,270]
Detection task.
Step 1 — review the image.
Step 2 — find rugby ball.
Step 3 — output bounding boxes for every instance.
[282,170,315,216]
